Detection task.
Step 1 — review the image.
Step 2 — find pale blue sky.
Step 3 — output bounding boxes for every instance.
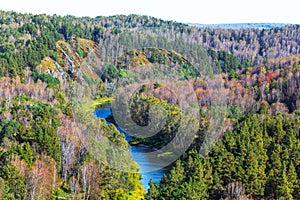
[0,0,299,24]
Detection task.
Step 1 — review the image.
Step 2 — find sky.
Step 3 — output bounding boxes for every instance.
[0,0,299,24]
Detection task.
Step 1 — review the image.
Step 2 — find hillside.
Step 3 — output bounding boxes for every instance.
[0,10,299,199]
[1,10,300,78]
[117,48,192,69]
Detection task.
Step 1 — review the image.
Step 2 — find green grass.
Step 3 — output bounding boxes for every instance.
[82,96,112,111]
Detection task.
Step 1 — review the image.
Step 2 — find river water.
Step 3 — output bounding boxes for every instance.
[94,106,167,191]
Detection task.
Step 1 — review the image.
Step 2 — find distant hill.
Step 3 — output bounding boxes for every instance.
[188,23,291,29]
[117,48,192,69]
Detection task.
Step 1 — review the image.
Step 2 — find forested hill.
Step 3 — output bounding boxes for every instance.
[0,10,300,79]
[0,10,299,199]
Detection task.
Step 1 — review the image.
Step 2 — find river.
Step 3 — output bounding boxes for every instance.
[94,106,168,191]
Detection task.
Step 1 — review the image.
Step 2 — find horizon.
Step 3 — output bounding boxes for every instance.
[0,0,299,24]
[0,9,295,26]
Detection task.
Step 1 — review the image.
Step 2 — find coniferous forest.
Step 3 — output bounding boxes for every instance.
[0,10,299,199]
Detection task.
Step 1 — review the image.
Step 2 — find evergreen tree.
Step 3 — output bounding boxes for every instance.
[277,165,293,199]
[287,161,299,199]
[265,144,282,198]
[147,179,159,200]
[0,165,26,199]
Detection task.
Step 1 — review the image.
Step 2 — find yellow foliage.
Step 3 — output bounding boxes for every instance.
[267,54,300,67]
[131,49,152,66]
[37,57,56,73]
[77,38,96,55]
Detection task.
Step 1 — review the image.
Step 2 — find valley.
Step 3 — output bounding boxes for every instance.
[0,10,299,200]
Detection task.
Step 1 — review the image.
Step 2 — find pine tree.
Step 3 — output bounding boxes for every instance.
[188,159,209,199]
[287,161,299,199]
[277,165,293,199]
[147,179,159,200]
[250,117,267,197]
[265,144,282,198]
[159,160,185,199]
[244,149,260,198]
[168,160,185,186]
[0,165,26,199]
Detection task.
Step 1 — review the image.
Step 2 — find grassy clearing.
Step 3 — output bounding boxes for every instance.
[82,96,112,111]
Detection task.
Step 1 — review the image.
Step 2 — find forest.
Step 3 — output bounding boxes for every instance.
[0,10,299,199]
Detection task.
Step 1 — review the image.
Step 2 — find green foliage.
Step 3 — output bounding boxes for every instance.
[0,10,299,200]
[178,64,199,79]
[0,43,15,53]
[82,73,96,84]
[0,120,22,141]
[149,48,167,64]
[147,113,300,199]
[0,95,146,199]
[153,82,162,89]
[100,62,120,81]
[228,69,241,80]
[0,21,61,77]
[0,165,26,199]
[70,104,145,199]
[118,69,137,81]
[0,96,61,164]
[126,95,182,148]
[148,151,210,200]
[16,142,35,168]
[294,110,300,115]
[77,49,86,58]
[0,177,9,200]
[50,186,70,200]
[99,63,137,85]
[27,103,61,163]
[147,179,159,200]
[32,71,60,87]
[208,48,251,73]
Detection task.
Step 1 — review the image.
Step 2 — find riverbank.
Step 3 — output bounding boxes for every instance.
[82,96,112,111]
[94,106,168,191]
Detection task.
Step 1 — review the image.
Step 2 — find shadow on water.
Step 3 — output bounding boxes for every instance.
[94,105,168,191]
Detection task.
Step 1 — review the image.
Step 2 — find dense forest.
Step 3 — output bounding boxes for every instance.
[0,10,299,199]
